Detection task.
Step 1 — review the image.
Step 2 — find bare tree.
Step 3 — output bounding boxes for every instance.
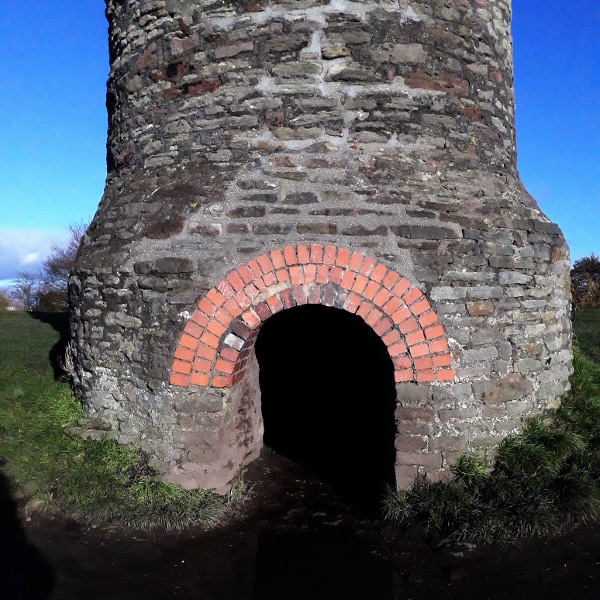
[0,288,14,310]
[10,272,41,311]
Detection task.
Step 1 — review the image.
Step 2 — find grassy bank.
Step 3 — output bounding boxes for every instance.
[385,310,600,542]
[0,311,238,529]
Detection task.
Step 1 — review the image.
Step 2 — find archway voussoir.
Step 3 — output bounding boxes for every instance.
[348,251,364,271]
[388,341,407,357]
[190,309,209,327]
[418,310,438,328]
[242,308,262,329]
[416,369,435,383]
[310,243,323,263]
[406,329,425,347]
[364,280,379,300]
[289,265,303,285]
[262,271,277,287]
[266,294,283,314]
[395,369,414,383]
[170,372,190,387]
[297,244,310,264]
[174,345,195,362]
[206,288,227,308]
[304,264,316,284]
[351,274,368,294]
[237,264,254,285]
[283,245,298,265]
[345,292,361,313]
[270,249,285,270]
[257,253,275,273]
[411,297,431,316]
[436,368,455,382]
[335,247,349,268]
[382,270,400,289]
[425,324,445,340]
[373,288,392,308]
[307,285,321,304]
[371,263,387,283]
[316,265,329,284]
[216,279,235,298]
[392,278,411,297]
[226,270,245,292]
[402,287,423,306]
[323,245,336,265]
[340,269,355,290]
[293,285,307,305]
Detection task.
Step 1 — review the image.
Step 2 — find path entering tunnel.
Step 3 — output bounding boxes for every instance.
[254,304,397,513]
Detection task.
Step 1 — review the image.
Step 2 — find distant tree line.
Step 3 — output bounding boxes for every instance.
[571,253,600,311]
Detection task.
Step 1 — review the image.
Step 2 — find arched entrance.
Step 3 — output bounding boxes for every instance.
[255,304,397,512]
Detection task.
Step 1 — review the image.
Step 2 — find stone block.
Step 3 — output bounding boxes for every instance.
[473,374,534,404]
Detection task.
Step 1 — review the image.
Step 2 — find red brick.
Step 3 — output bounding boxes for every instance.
[304,264,316,284]
[395,369,413,383]
[335,248,350,268]
[263,271,276,286]
[293,285,306,305]
[348,252,364,272]
[190,309,209,328]
[388,341,407,356]
[410,342,429,358]
[297,244,310,264]
[316,265,329,284]
[419,311,438,327]
[310,244,323,263]
[345,293,361,313]
[247,259,262,279]
[180,333,199,350]
[330,267,343,285]
[373,288,392,308]
[414,356,433,371]
[393,355,412,369]
[433,353,452,368]
[224,298,242,318]
[403,287,423,306]
[254,276,268,292]
[374,317,392,336]
[366,308,383,327]
[192,358,212,373]
[234,290,251,310]
[323,245,336,265]
[174,345,195,362]
[382,296,401,316]
[371,263,387,283]
[425,324,444,340]
[411,298,431,316]
[436,368,455,382]
[201,331,220,349]
[352,274,368,294]
[276,269,289,283]
[244,283,260,302]
[406,329,425,347]
[221,347,240,362]
[254,302,271,321]
[307,285,321,304]
[215,359,235,374]
[382,270,400,289]
[184,320,203,338]
[356,301,372,320]
[382,329,401,346]
[270,249,285,270]
[399,317,419,334]
[280,287,295,309]
[227,270,245,292]
[196,345,217,361]
[216,279,235,298]
[364,281,380,300]
[190,372,209,386]
[340,270,356,290]
[416,369,435,383]
[360,257,375,276]
[212,375,233,388]
[242,310,261,329]
[284,245,297,265]
[237,265,254,284]
[198,298,216,316]
[429,339,449,354]
[207,320,226,337]
[391,308,411,326]
[215,308,233,327]
[172,359,192,375]
[289,266,303,285]
[266,294,283,313]
[392,278,411,297]
[207,288,226,308]
[170,372,190,387]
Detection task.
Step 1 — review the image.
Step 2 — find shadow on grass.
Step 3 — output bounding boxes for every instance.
[0,470,55,599]
[29,312,70,381]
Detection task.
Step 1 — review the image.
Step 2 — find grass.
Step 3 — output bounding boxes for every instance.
[385,310,600,542]
[0,311,240,530]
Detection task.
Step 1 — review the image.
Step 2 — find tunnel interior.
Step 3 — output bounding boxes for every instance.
[254,304,397,513]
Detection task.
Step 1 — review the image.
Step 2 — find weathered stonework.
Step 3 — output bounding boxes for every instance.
[70,0,572,492]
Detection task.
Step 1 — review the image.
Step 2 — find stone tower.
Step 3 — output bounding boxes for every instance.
[70,0,572,492]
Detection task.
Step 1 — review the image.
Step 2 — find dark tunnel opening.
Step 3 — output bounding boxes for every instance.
[254,304,397,514]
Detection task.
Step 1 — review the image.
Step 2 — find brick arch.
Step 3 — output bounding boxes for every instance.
[169,245,454,388]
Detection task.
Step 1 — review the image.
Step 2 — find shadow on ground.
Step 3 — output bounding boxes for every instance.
[29,312,70,381]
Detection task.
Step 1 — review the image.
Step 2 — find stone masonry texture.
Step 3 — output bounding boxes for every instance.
[70,0,572,492]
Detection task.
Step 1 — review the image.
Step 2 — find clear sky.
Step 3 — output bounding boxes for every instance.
[0,0,598,286]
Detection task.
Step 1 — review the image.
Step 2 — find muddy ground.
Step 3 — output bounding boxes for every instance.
[4,448,600,600]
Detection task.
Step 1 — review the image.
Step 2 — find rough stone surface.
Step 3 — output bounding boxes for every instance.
[70,0,572,492]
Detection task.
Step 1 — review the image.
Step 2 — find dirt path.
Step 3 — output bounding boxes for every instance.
[12,449,600,600]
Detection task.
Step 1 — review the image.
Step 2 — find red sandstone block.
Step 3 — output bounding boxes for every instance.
[215,308,233,328]
[191,309,209,328]
[352,274,368,295]
[364,281,380,301]
[348,252,363,272]
[429,339,449,354]
[356,301,372,320]
[382,296,401,316]
[180,333,199,350]
[416,368,435,383]
[406,330,425,347]
[266,294,283,313]
[198,298,216,316]
[316,265,329,284]
[393,355,412,369]
[244,283,260,302]
[234,290,251,311]
[345,293,361,313]
[201,331,220,349]
[216,279,235,298]
[340,270,355,290]
[196,344,217,361]
[411,298,431,316]
[174,345,195,362]
[256,254,274,274]
[360,257,375,277]
[190,372,209,386]
[284,245,297,265]
[280,287,296,309]
[207,320,226,337]
[270,249,285,270]
[184,320,203,339]
[391,308,412,325]
[433,353,452,367]
[403,287,422,306]
[263,271,276,286]
[308,285,321,304]
[242,310,261,329]
[247,259,262,279]
[382,270,400,290]
[212,375,233,388]
[290,266,303,285]
[227,271,245,292]
[392,278,411,297]
[436,368,455,382]
[395,369,413,383]
[221,347,240,362]
[371,263,387,283]
[366,308,383,327]
[297,244,310,264]
[388,341,407,357]
[310,244,323,264]
[335,248,349,268]
[206,289,226,308]
[323,245,336,265]
[399,317,419,334]
[330,267,343,285]
[293,285,307,305]
[419,311,438,327]
[425,324,444,340]
[410,342,429,358]
[237,265,255,284]
[170,372,190,387]
[304,264,316,284]
[192,358,212,373]
[374,317,392,336]
[414,356,433,371]
[254,302,271,321]
[224,298,243,318]
[172,359,192,375]
[215,358,235,374]
[373,288,392,308]
[382,329,401,346]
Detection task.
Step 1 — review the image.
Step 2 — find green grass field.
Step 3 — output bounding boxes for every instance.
[0,311,239,529]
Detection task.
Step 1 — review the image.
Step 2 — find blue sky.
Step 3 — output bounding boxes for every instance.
[0,0,598,286]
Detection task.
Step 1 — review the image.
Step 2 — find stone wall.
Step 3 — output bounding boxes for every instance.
[70,0,572,492]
